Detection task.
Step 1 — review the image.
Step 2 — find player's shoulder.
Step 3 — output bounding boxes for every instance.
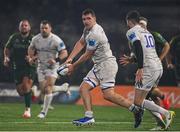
[151,31,160,35]
[51,33,63,42]
[90,24,104,38]
[126,26,140,39]
[31,33,42,43]
[126,25,146,42]
[151,31,162,37]
[92,24,103,33]
[9,33,20,39]
[127,25,142,34]
[151,31,166,41]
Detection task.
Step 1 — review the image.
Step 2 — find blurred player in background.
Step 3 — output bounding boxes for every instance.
[123,10,175,130]
[120,16,170,130]
[3,20,36,118]
[65,8,143,127]
[28,20,69,118]
[167,34,180,87]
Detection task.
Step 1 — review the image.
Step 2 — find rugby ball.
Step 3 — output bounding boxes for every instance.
[57,64,71,76]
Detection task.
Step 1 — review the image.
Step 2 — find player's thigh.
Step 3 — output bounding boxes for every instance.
[25,66,36,83]
[13,69,23,85]
[45,68,58,81]
[16,84,24,96]
[45,69,57,89]
[37,68,46,82]
[45,76,56,93]
[21,66,36,89]
[83,67,99,88]
[98,60,118,89]
[46,76,56,86]
[80,81,94,93]
[134,70,163,105]
[39,80,46,93]
[14,69,26,95]
[101,87,115,99]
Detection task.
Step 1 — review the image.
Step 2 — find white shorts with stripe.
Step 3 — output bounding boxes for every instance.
[83,59,118,90]
[37,66,58,82]
[135,69,163,91]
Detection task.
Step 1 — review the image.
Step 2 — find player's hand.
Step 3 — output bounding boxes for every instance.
[135,68,143,83]
[119,54,131,66]
[67,64,74,76]
[47,58,56,65]
[65,58,73,64]
[4,56,10,67]
[26,56,37,65]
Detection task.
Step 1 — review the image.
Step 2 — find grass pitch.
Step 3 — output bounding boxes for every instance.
[0,103,179,131]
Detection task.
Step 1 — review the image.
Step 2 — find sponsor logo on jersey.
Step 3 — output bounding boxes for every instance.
[88,39,96,46]
[59,42,65,47]
[128,32,136,41]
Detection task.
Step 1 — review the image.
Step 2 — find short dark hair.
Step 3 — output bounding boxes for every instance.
[40,20,52,27]
[19,19,30,26]
[126,10,141,23]
[139,16,148,23]
[82,8,96,17]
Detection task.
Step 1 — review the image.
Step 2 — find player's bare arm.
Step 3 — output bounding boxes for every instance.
[49,49,68,65]
[66,38,85,63]
[27,46,37,65]
[67,50,94,75]
[3,47,10,67]
[159,42,170,61]
[59,49,68,60]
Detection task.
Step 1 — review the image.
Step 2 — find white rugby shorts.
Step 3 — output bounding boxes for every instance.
[83,59,118,90]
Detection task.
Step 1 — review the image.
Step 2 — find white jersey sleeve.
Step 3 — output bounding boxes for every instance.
[53,35,66,51]
[86,33,98,51]
[126,29,140,43]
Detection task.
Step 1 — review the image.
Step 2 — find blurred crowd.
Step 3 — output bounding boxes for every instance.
[0,0,180,86]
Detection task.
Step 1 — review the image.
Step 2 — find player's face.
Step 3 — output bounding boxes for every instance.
[82,14,96,30]
[40,24,52,38]
[19,21,31,35]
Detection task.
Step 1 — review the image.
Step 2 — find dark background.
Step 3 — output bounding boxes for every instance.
[0,0,179,85]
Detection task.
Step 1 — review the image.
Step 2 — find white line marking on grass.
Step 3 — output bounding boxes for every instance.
[0,121,155,125]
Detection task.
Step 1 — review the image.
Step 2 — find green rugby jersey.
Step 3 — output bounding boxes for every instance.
[5,33,35,69]
[151,32,168,56]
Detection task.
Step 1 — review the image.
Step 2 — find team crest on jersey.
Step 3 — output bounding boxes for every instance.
[128,32,136,41]
[88,39,96,46]
[59,42,65,47]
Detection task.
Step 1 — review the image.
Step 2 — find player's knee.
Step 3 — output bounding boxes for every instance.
[102,92,112,101]
[21,83,32,93]
[79,86,89,95]
[16,86,25,96]
[45,85,53,94]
